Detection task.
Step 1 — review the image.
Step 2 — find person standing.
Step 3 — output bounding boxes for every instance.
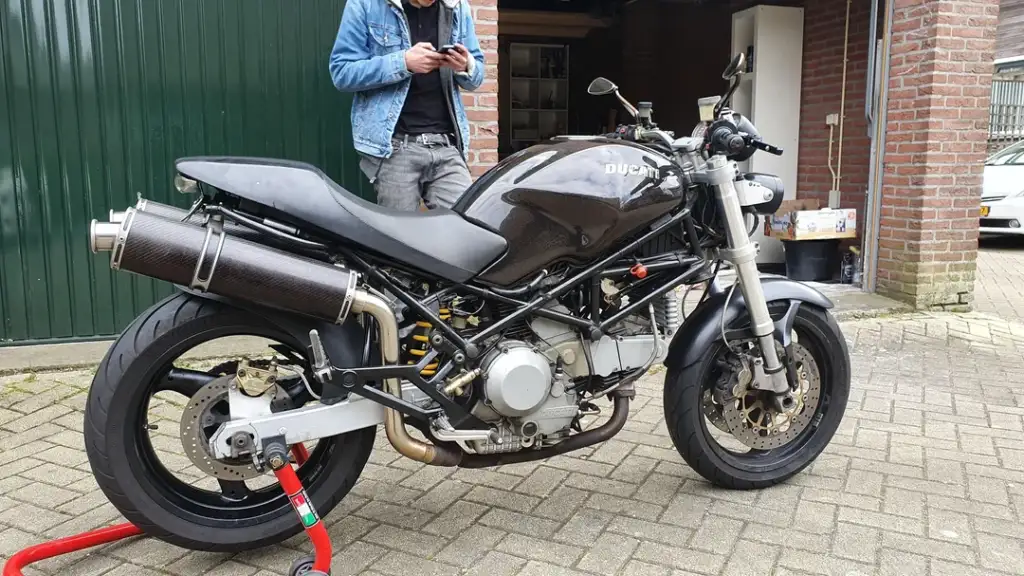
[329,0,485,211]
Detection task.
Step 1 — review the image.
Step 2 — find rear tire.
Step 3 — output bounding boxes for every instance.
[84,293,375,552]
[663,304,850,489]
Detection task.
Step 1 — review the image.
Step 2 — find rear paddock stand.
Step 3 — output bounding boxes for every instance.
[2,444,331,576]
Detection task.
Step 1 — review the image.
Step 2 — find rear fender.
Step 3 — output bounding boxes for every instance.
[665,277,834,371]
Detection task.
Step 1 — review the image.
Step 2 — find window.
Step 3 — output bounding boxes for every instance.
[987,141,1024,166]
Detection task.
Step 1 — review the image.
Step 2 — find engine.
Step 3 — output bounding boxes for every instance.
[389,269,681,456]
[467,340,580,454]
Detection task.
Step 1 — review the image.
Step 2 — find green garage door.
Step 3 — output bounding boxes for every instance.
[0,0,369,344]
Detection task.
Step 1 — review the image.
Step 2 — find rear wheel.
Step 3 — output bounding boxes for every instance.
[663,304,850,489]
[84,293,375,552]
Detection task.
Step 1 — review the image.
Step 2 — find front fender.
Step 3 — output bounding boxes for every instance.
[665,277,834,371]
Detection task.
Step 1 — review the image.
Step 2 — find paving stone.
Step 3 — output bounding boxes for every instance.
[689,515,744,553]
[927,507,974,544]
[328,541,388,576]
[363,524,448,557]
[373,550,461,576]
[721,539,780,576]
[976,533,1024,574]
[831,522,878,564]
[583,492,663,522]
[531,485,589,522]
[465,485,541,514]
[514,466,569,498]
[552,508,614,547]
[576,533,639,576]
[433,524,506,568]
[421,500,488,536]
[660,494,710,529]
[881,531,977,565]
[607,516,692,547]
[479,508,561,538]
[877,549,928,576]
[496,533,584,567]
[632,541,726,575]
[463,551,528,576]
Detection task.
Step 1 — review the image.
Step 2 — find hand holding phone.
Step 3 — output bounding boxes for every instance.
[439,44,469,72]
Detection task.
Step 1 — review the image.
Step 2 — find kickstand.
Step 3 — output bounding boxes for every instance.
[265,437,332,576]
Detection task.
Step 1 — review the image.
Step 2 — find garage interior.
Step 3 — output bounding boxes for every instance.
[495,0,888,283]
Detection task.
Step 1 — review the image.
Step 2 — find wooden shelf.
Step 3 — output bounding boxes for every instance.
[508,42,570,154]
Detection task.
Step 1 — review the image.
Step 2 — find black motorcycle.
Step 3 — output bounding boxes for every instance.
[84,53,849,552]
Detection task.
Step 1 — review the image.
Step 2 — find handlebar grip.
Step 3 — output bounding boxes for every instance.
[711,126,745,155]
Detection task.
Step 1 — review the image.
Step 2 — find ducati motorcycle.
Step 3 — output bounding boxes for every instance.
[84,54,850,551]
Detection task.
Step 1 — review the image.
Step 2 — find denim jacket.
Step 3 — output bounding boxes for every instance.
[329,0,485,159]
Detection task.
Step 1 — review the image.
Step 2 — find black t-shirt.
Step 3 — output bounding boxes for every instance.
[395,1,455,136]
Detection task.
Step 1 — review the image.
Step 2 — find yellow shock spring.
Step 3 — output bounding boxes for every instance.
[406,308,451,376]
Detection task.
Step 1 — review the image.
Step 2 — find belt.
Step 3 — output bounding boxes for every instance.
[394,133,454,147]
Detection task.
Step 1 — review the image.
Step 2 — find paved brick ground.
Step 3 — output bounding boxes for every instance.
[3,308,1024,576]
[974,238,1024,321]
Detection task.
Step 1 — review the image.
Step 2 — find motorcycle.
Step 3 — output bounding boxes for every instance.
[84,53,849,552]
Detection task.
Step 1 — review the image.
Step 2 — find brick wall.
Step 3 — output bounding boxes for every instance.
[464,0,500,177]
[796,0,873,212]
[876,0,999,309]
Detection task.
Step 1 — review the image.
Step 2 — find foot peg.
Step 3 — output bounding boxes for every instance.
[309,330,332,383]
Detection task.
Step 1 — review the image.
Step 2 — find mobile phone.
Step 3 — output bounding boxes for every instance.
[436,44,456,54]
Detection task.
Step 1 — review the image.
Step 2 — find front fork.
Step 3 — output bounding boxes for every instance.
[706,155,792,397]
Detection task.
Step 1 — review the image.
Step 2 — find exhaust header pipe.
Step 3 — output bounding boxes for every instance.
[91,208,357,324]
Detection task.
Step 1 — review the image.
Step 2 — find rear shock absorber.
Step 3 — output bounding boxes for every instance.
[403,307,451,376]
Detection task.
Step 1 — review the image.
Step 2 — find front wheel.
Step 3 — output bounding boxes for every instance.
[664,304,850,489]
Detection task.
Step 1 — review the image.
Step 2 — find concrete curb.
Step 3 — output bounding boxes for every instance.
[0,336,274,376]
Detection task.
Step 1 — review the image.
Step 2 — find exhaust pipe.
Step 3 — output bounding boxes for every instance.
[91,207,358,323]
[351,291,462,467]
[90,207,462,466]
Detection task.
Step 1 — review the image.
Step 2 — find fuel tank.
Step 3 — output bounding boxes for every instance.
[454,137,689,287]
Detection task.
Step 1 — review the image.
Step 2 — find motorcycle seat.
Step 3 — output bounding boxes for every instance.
[174,157,508,283]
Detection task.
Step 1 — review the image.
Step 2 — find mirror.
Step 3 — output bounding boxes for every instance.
[588,77,618,96]
[722,52,746,80]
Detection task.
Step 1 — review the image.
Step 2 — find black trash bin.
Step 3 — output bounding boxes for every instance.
[782,239,838,282]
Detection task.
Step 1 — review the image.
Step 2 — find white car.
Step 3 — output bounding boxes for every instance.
[980,140,1024,236]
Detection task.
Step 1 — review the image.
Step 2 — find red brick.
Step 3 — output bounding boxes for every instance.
[876,0,996,308]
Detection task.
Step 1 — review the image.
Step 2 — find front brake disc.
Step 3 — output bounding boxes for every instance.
[179,376,265,481]
[720,343,821,450]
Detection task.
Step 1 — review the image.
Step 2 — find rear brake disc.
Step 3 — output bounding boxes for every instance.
[179,376,265,481]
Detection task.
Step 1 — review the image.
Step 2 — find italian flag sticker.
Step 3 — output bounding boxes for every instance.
[290,491,319,528]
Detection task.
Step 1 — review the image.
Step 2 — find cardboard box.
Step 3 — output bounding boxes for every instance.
[765,199,858,241]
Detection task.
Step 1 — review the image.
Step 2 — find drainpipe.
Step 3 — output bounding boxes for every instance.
[832,0,852,209]
[863,0,895,293]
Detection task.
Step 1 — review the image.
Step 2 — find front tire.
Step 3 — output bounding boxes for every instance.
[663,304,850,489]
[84,293,375,552]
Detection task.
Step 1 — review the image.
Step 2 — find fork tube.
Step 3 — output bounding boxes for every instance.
[706,155,789,394]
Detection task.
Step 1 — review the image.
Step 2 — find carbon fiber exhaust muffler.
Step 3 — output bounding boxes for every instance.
[91,207,357,324]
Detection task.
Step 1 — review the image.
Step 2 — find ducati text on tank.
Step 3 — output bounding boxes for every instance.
[83,53,850,552]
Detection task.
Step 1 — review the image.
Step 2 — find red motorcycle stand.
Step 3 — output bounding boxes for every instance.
[2,445,330,576]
